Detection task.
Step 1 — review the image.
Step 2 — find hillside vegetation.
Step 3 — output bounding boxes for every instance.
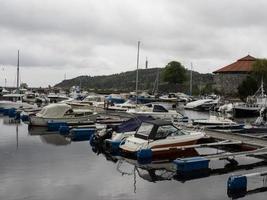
[55,68,214,94]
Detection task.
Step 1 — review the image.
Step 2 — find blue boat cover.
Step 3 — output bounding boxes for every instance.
[108,116,154,133]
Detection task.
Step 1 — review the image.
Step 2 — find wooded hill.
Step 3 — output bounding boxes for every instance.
[55,68,214,94]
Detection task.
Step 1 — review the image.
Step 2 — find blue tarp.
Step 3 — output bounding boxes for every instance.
[108,116,154,133]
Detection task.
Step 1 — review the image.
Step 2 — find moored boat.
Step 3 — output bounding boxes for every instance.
[184,98,217,111]
[119,119,205,161]
[29,103,98,126]
[233,80,267,118]
[126,104,184,121]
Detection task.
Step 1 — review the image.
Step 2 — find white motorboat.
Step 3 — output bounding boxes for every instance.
[47,93,71,103]
[192,115,244,130]
[66,94,105,111]
[184,98,219,111]
[192,115,236,126]
[0,94,36,109]
[126,104,183,120]
[23,92,37,104]
[120,119,205,160]
[106,100,136,112]
[29,103,98,126]
[159,93,178,102]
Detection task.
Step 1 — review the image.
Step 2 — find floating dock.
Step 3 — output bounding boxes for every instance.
[205,129,267,148]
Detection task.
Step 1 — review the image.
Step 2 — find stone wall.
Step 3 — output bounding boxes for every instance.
[214,73,248,95]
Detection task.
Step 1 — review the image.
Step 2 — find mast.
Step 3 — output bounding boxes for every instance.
[17,50,20,93]
[190,62,193,96]
[261,77,264,97]
[152,68,159,95]
[135,41,140,104]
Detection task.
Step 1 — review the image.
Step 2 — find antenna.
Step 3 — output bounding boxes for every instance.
[135,41,140,104]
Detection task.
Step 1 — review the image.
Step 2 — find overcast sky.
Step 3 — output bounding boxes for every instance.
[1,0,267,87]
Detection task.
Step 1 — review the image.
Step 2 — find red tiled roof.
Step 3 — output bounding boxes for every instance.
[213,55,257,73]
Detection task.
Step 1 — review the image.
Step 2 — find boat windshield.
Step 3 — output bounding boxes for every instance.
[154,125,187,140]
[136,123,154,138]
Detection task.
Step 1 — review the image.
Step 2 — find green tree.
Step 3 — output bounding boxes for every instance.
[163,61,187,84]
[237,76,258,100]
[252,59,267,82]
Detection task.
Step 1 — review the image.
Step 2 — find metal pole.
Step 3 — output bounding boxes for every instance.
[136,41,140,104]
[17,50,20,93]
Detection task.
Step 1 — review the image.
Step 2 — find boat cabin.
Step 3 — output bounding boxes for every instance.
[134,120,188,140]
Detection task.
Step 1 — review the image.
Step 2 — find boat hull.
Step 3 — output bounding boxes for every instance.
[233,107,260,118]
[120,139,200,161]
[29,114,98,126]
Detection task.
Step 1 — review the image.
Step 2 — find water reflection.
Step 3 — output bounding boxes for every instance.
[1,111,267,200]
[39,134,71,146]
[28,126,71,146]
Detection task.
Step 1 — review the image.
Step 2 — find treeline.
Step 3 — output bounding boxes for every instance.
[55,67,214,94]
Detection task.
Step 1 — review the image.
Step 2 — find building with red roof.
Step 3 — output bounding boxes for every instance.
[213,55,257,94]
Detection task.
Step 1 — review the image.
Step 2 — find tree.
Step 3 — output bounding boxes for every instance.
[237,75,258,100]
[252,59,267,82]
[163,61,187,84]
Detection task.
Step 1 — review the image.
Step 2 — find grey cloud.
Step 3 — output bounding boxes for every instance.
[0,0,267,86]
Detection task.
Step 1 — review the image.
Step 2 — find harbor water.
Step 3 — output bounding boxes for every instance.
[0,112,267,200]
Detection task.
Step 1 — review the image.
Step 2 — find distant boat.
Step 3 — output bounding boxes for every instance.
[0,51,36,110]
[184,98,219,111]
[0,93,36,109]
[192,115,243,130]
[233,80,267,118]
[126,103,184,120]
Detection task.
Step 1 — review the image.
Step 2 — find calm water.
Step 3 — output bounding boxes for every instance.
[0,112,267,200]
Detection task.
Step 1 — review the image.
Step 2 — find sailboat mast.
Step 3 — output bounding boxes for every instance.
[17,50,20,92]
[261,77,264,97]
[135,41,140,104]
[190,62,193,96]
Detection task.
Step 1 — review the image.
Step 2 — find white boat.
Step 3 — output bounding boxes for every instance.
[106,100,136,111]
[47,93,71,103]
[126,104,183,120]
[66,94,105,111]
[218,103,233,113]
[192,115,237,126]
[29,103,98,126]
[184,98,217,110]
[23,92,37,104]
[0,94,36,109]
[159,93,178,102]
[119,119,205,160]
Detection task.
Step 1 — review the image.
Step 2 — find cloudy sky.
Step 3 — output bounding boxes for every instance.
[1,0,267,87]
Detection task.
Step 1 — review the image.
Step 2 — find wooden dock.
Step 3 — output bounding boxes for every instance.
[205,130,267,148]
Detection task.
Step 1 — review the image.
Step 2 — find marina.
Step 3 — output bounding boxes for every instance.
[1,103,267,199]
[1,1,267,199]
